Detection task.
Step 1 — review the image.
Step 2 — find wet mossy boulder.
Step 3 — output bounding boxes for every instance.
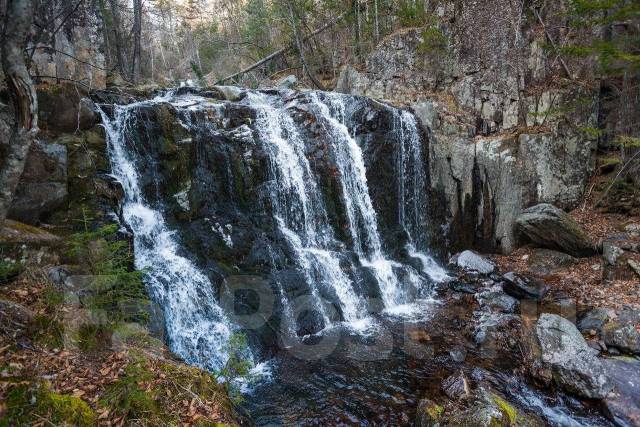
[415,398,443,427]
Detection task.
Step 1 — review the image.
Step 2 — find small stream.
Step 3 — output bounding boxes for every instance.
[243,301,613,426]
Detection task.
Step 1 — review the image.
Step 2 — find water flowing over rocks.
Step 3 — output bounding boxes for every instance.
[94,87,448,367]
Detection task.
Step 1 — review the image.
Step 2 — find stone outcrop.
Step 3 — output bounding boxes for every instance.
[8,140,68,224]
[515,204,596,257]
[336,2,598,254]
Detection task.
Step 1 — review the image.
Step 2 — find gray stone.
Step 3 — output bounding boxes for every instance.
[515,204,596,257]
[577,307,616,333]
[602,323,640,355]
[603,358,640,427]
[450,250,495,274]
[441,371,471,400]
[476,287,518,313]
[502,271,548,301]
[212,85,245,101]
[276,75,297,89]
[535,313,613,399]
[47,265,71,286]
[449,345,467,363]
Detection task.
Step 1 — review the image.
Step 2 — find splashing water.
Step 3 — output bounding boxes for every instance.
[97,95,236,372]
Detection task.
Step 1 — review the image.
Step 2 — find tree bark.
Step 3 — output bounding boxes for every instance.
[131,0,142,83]
[108,0,128,79]
[0,0,38,226]
[287,1,325,90]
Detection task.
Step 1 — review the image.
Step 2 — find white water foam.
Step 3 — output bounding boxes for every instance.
[98,95,237,372]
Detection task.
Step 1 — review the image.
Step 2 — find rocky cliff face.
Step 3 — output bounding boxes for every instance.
[336,2,598,254]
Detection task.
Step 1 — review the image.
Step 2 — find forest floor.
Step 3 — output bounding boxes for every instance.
[0,255,241,426]
[493,170,640,312]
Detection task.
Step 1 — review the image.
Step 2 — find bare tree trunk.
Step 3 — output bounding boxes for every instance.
[287,1,325,90]
[131,0,142,83]
[108,0,128,78]
[0,0,38,226]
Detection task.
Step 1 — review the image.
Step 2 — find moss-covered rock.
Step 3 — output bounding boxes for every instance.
[2,383,96,426]
[415,398,444,427]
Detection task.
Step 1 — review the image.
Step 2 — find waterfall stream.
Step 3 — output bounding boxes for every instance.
[98,94,236,372]
[98,87,447,367]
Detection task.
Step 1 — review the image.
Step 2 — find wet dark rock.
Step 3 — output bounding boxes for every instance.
[515,204,596,257]
[449,280,478,294]
[449,250,495,274]
[501,271,548,301]
[476,287,518,313]
[602,322,640,355]
[441,371,471,400]
[577,307,616,333]
[535,313,613,399]
[603,358,640,427]
[526,248,577,276]
[8,141,68,224]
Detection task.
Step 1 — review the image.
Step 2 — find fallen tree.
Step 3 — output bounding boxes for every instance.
[214,11,347,86]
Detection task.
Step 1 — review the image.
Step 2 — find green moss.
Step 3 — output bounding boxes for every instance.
[2,383,96,427]
[45,391,97,426]
[29,314,64,349]
[101,359,160,422]
[492,394,518,424]
[0,259,24,284]
[600,157,621,166]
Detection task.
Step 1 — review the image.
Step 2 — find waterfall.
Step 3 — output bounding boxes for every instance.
[395,111,449,283]
[98,87,447,365]
[310,93,410,308]
[97,95,236,372]
[245,93,369,329]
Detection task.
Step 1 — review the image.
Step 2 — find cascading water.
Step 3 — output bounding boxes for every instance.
[97,95,236,372]
[98,87,447,363]
[395,110,449,283]
[246,92,369,330]
[311,93,412,308]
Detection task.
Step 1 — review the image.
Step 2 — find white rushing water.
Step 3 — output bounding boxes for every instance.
[98,95,236,371]
[395,110,449,283]
[246,92,369,329]
[311,92,409,308]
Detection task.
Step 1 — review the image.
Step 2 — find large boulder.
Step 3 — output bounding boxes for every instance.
[515,204,596,257]
[603,358,640,427]
[535,313,613,399]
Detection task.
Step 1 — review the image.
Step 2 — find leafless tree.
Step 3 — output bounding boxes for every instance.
[0,0,38,226]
